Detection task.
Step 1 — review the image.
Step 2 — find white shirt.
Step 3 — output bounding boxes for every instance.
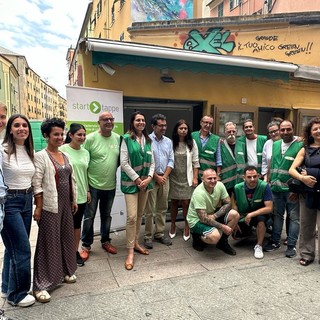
[2,144,35,189]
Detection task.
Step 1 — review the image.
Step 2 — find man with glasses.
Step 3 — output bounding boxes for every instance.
[192,115,221,181]
[220,121,238,196]
[261,119,282,181]
[80,112,121,261]
[144,114,174,249]
[264,120,303,258]
[235,119,267,180]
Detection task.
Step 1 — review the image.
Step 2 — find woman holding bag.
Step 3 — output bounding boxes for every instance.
[289,117,320,266]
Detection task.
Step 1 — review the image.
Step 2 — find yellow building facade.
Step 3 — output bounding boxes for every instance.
[0,55,19,116]
[70,3,320,135]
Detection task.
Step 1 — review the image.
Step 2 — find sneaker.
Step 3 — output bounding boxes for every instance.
[144,238,153,249]
[285,246,297,258]
[79,247,90,261]
[1,292,7,299]
[8,294,35,307]
[216,240,236,255]
[264,240,281,252]
[102,242,117,254]
[154,236,172,246]
[192,233,205,252]
[76,251,85,267]
[283,238,288,246]
[254,244,264,259]
[0,309,14,320]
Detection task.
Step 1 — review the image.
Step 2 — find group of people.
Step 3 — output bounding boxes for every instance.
[189,116,320,267]
[0,102,319,312]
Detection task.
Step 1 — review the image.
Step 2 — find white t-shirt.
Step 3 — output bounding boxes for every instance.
[246,138,258,167]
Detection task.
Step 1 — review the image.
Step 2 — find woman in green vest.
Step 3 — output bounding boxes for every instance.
[120,111,154,270]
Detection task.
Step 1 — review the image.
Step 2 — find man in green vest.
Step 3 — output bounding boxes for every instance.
[235,119,267,180]
[264,120,303,258]
[187,168,239,255]
[192,115,221,181]
[233,166,273,259]
[220,121,238,196]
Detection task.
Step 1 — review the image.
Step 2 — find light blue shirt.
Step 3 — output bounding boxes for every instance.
[150,132,174,174]
[200,133,222,167]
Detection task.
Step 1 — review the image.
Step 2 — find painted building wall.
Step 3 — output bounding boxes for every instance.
[88,0,203,41]
[129,22,319,66]
[209,0,320,17]
[79,48,320,114]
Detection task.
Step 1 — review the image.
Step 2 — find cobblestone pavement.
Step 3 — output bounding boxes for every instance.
[1,221,319,320]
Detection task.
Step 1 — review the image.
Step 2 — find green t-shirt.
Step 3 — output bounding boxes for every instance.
[84,131,120,190]
[60,144,90,204]
[187,181,229,228]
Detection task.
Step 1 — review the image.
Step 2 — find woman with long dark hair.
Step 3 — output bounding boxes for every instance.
[61,123,90,267]
[289,117,320,266]
[120,111,154,270]
[169,119,199,241]
[1,114,35,307]
[32,118,77,303]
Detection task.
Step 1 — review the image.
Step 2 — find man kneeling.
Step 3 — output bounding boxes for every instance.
[187,168,239,255]
[234,165,273,259]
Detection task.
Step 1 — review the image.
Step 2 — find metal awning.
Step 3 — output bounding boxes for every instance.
[82,38,301,81]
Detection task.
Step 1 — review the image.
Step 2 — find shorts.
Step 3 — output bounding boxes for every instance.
[236,214,269,238]
[191,214,229,237]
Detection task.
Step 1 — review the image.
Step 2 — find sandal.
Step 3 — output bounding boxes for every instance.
[134,246,149,255]
[34,290,51,303]
[64,274,77,284]
[299,258,314,266]
[124,261,134,271]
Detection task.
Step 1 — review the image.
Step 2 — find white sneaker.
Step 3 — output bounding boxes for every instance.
[8,294,35,307]
[254,244,264,259]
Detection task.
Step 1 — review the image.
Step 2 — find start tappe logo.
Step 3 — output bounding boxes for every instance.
[89,101,102,114]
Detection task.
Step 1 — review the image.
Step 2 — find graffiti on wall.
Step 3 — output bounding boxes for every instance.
[183,28,235,54]
[181,27,315,60]
[131,0,193,22]
[237,35,314,57]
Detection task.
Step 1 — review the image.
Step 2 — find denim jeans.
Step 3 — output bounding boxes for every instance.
[1,192,32,304]
[272,191,300,247]
[81,186,116,247]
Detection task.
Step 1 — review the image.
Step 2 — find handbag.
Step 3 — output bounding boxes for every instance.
[287,177,305,193]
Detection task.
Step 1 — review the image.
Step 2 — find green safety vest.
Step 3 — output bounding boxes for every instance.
[192,131,220,179]
[220,140,237,190]
[121,134,153,194]
[235,135,267,180]
[234,179,267,217]
[270,139,303,193]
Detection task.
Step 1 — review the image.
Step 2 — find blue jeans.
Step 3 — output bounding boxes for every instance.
[81,186,116,248]
[271,191,300,247]
[1,192,32,304]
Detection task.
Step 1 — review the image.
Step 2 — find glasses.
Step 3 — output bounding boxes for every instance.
[268,129,279,135]
[100,117,114,122]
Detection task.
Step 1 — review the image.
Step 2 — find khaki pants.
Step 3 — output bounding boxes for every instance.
[125,191,149,248]
[144,179,169,240]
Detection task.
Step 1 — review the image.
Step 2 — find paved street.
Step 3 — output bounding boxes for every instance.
[1,221,319,320]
